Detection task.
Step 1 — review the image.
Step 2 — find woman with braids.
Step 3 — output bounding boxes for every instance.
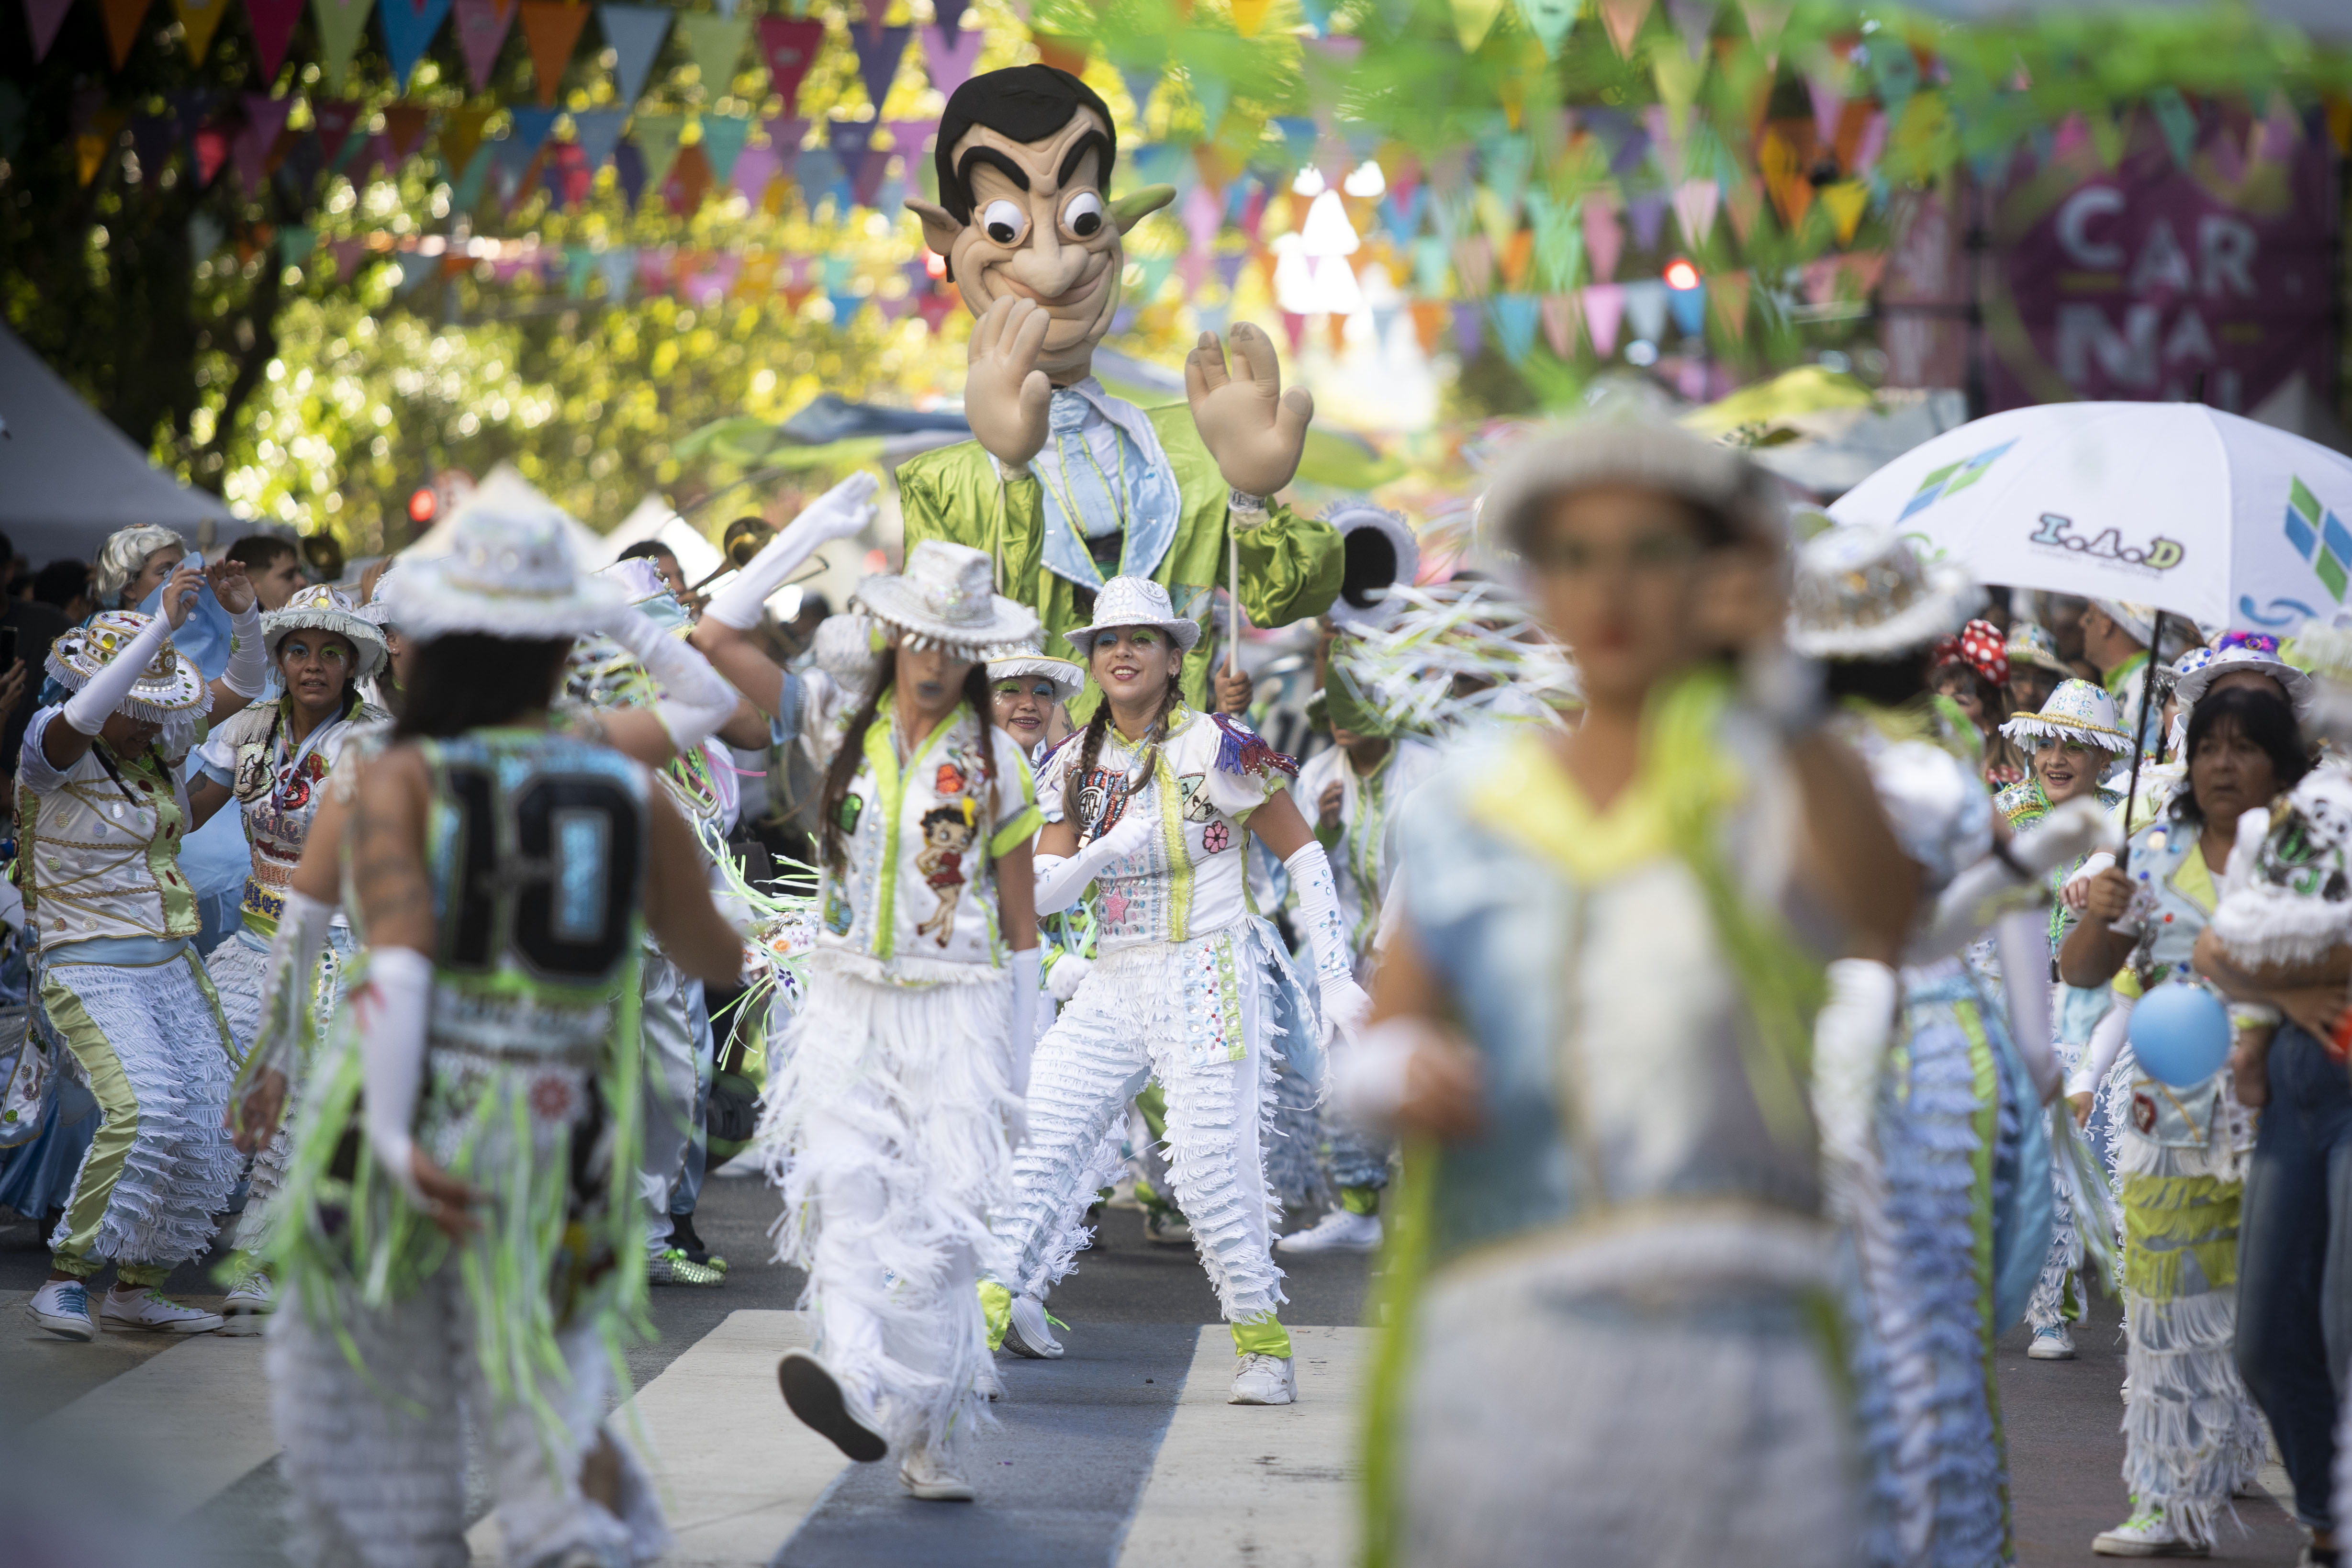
[976,575,1360,1408]
[752,539,1044,1504]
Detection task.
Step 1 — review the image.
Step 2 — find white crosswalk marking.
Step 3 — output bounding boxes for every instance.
[31,1331,276,1519]
[1118,1325,1368,1568]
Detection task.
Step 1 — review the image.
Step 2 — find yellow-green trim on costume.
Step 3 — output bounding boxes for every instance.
[2122,1172,2241,1300]
[990,805,1043,859]
[1230,1313,1291,1358]
[42,970,139,1274]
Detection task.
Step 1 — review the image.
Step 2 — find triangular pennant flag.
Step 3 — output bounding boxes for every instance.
[1490,293,1539,362]
[1839,250,1885,295]
[1118,62,1157,118]
[1540,292,1579,356]
[698,114,750,180]
[1451,302,1483,359]
[1598,0,1649,57]
[439,105,493,176]
[570,106,624,168]
[1650,48,1704,143]
[24,0,75,61]
[759,17,826,111]
[565,246,596,295]
[518,0,592,106]
[666,143,712,213]
[1382,185,1429,243]
[1666,274,1705,335]
[829,116,872,164]
[232,93,293,195]
[1451,0,1503,51]
[1582,195,1622,282]
[674,12,750,99]
[1622,277,1668,342]
[851,146,890,205]
[933,0,967,39]
[1820,178,1867,245]
[1850,111,1888,178]
[78,109,127,185]
[504,102,560,171]
[1232,0,1273,35]
[798,146,847,209]
[1270,116,1317,169]
[829,291,866,328]
[1805,71,1844,152]
[631,112,684,194]
[1498,230,1534,289]
[1663,0,1711,56]
[1410,235,1449,296]
[193,122,230,184]
[172,0,232,63]
[1516,0,1574,58]
[597,245,638,299]
[850,23,909,109]
[1526,190,1584,291]
[1737,0,1789,67]
[1671,178,1717,247]
[381,102,429,164]
[379,0,455,92]
[1725,174,1762,244]
[1181,182,1221,252]
[1213,250,1249,291]
[612,140,646,206]
[1626,191,1667,250]
[731,139,778,201]
[132,113,176,171]
[1472,187,1517,256]
[1710,268,1749,339]
[311,98,363,165]
[240,0,302,80]
[1757,125,1812,229]
[1452,234,1494,296]
[452,0,516,92]
[276,222,315,265]
[919,24,984,103]
[2148,88,2197,170]
[600,4,673,106]
[101,0,152,67]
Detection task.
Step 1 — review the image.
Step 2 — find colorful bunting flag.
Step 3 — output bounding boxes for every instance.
[232,93,293,195]
[600,4,673,108]
[570,107,625,168]
[758,16,825,112]
[631,112,684,195]
[597,245,638,299]
[440,105,493,175]
[1451,234,1494,295]
[1671,178,1717,247]
[1710,268,1750,338]
[919,25,984,101]
[1517,0,1575,58]
[518,0,592,107]
[933,0,967,40]
[1626,191,1667,250]
[452,0,517,92]
[675,12,751,98]
[311,97,364,166]
[1623,277,1668,342]
[1490,292,1538,361]
[1583,285,1626,352]
[1451,0,1503,51]
[698,114,750,181]
[378,0,454,93]
[100,0,151,68]
[1451,302,1483,359]
[1539,291,1579,356]
[24,0,75,62]
[1232,0,1273,36]
[172,0,232,64]
[1582,195,1622,282]
[1820,178,1868,244]
[1597,0,1649,58]
[1665,274,1704,335]
[731,139,780,202]
[1738,0,1790,67]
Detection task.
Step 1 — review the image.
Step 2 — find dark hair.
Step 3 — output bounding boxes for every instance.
[393,634,572,740]
[617,540,678,565]
[2169,684,2309,828]
[1823,649,1930,710]
[32,560,88,609]
[935,64,1115,227]
[1070,650,1183,841]
[1928,659,2009,728]
[227,534,298,571]
[276,625,364,711]
[819,648,996,873]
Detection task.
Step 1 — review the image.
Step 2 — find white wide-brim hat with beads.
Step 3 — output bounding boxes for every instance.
[1789,523,1982,660]
[263,583,390,683]
[1060,575,1203,656]
[2173,633,2315,717]
[46,609,208,733]
[853,539,1040,654]
[986,638,1086,698]
[2001,677,2133,754]
[388,492,622,642]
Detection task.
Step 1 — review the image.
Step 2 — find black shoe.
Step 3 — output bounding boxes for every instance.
[778,1349,888,1463]
[669,1212,727,1271]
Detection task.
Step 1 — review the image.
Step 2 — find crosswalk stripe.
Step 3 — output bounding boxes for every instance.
[1116,1325,1367,1568]
[31,1331,276,1520]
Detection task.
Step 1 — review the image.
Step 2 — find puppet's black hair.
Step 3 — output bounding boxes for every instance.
[934,65,1116,226]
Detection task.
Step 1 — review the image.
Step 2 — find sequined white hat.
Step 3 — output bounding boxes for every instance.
[263,583,389,683]
[1060,575,1202,655]
[2173,630,2314,717]
[388,495,621,643]
[986,638,1086,698]
[2001,677,2132,754]
[45,610,207,729]
[1788,524,1981,660]
[853,540,1040,655]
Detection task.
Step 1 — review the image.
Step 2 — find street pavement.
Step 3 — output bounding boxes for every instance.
[0,1168,2312,1566]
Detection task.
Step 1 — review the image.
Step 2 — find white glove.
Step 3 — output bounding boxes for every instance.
[1993,908,2061,1103]
[61,613,172,735]
[1811,957,1898,1175]
[1008,945,1041,1102]
[1333,1013,1439,1130]
[243,889,330,1078]
[2061,851,2115,913]
[1033,807,1156,915]
[2069,990,2135,1099]
[1913,796,2117,962]
[599,603,738,755]
[357,945,434,1209]
[222,604,269,700]
[1045,950,1092,1002]
[703,471,881,630]
[1285,841,1371,1036]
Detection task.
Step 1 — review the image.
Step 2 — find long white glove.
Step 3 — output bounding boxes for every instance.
[1333,1013,1444,1130]
[222,604,269,700]
[1811,958,1899,1178]
[598,603,737,754]
[1993,909,2061,1103]
[357,945,434,1208]
[703,471,881,630]
[1033,807,1157,915]
[1044,950,1092,1002]
[62,612,173,735]
[2068,990,2135,1100]
[1286,841,1371,1036]
[1912,796,2117,962]
[242,888,331,1078]
[1008,945,1041,1102]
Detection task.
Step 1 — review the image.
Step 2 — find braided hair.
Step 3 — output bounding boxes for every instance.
[818,638,997,873]
[1070,661,1183,843]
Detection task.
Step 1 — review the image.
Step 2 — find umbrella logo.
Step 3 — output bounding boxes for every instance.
[2282,476,2352,605]
[1898,439,2017,522]
[2026,513,2185,573]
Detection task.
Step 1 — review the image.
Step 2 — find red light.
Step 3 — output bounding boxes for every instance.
[1664,258,1701,291]
[924,252,947,279]
[408,487,437,525]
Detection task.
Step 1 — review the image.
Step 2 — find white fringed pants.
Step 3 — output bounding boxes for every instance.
[636,947,709,1257]
[209,923,356,1257]
[266,1268,668,1568]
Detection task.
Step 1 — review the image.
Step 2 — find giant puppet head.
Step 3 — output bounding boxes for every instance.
[907,65,1175,385]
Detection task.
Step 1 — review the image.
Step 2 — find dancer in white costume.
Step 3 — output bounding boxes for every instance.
[988,640,1085,767]
[980,574,1366,1405]
[186,584,390,1319]
[261,500,741,1568]
[21,558,272,1341]
[755,538,1042,1502]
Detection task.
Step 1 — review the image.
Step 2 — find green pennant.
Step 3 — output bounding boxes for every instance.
[1526,188,1585,292]
[673,12,752,101]
[2148,87,2197,169]
[311,0,375,94]
[1516,0,1576,58]
[632,112,685,196]
[276,223,317,266]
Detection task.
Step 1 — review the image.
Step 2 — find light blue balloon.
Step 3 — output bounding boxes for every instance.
[2128,981,2233,1088]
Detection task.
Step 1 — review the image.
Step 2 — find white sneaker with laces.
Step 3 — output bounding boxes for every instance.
[224,1271,275,1316]
[1230,1353,1297,1405]
[1277,1208,1383,1255]
[27,1278,96,1341]
[898,1447,976,1501]
[2094,1506,2207,1557]
[101,1288,225,1334]
[2027,1323,2076,1360]
[777,1349,888,1463]
[1003,1293,1064,1359]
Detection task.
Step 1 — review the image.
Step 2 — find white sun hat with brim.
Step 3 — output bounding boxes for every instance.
[1478,411,1792,558]
[2089,598,2159,647]
[986,638,1086,699]
[1060,575,1204,657]
[1325,503,1421,632]
[263,583,390,683]
[46,610,209,744]
[2172,630,2315,717]
[2001,677,2133,754]
[388,495,623,643]
[1788,523,1982,660]
[853,539,1040,655]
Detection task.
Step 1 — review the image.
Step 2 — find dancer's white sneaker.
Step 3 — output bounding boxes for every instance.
[777,1349,888,1462]
[2027,1323,2076,1360]
[2093,1507,2207,1556]
[1230,1353,1296,1405]
[26,1278,96,1341]
[1002,1294,1064,1359]
[898,1447,976,1501]
[223,1270,276,1316]
[1277,1209,1383,1254]
[101,1287,224,1334]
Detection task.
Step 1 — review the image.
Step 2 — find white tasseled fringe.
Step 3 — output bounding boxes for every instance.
[44,957,240,1268]
[992,921,1288,1323]
[754,950,1017,1456]
[213,929,355,1257]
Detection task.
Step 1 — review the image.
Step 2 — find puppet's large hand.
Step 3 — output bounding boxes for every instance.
[965,295,1054,472]
[1185,323,1313,501]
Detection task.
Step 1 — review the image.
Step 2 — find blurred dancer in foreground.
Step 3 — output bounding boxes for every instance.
[1344,419,1915,1568]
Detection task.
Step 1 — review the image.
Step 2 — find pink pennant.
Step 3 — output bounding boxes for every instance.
[1181,182,1221,253]
[1805,73,1843,150]
[1671,178,1718,247]
[233,93,295,196]
[731,140,780,201]
[24,0,72,59]
[1582,282,1625,356]
[328,237,370,276]
[1850,111,1887,178]
[1178,249,1209,297]
[919,24,983,99]
[243,0,306,80]
[452,0,516,92]
[1640,105,1682,183]
[1582,196,1622,283]
[1801,257,1839,305]
[2051,112,2091,160]
[1539,293,1579,358]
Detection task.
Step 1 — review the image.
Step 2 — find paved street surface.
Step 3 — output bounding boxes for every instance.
[0,1170,2309,1567]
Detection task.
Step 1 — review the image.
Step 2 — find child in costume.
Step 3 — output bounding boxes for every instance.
[989,639,1085,767]
[260,499,742,1568]
[754,539,1043,1502]
[21,556,272,1341]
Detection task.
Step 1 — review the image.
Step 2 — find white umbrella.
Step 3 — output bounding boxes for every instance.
[1827,401,2352,635]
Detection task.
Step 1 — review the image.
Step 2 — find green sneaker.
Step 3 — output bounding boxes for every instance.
[649,1248,725,1288]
